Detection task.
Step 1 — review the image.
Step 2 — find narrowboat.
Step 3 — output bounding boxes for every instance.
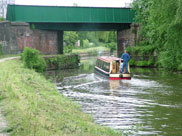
[94,56,131,80]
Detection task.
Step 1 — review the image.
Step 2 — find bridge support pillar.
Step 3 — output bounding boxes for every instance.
[57,31,63,54]
[117,27,135,57]
[117,30,125,57]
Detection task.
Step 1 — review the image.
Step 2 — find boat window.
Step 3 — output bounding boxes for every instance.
[102,62,110,72]
[100,60,102,68]
[96,60,99,67]
[98,59,102,68]
[96,59,99,67]
[99,60,101,67]
[96,59,110,72]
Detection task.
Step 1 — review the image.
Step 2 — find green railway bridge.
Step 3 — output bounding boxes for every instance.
[6,5,136,55]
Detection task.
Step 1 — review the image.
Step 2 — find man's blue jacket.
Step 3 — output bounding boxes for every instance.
[121,53,130,62]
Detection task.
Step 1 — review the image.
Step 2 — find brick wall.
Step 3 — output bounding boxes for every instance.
[117,24,139,57]
[0,21,58,54]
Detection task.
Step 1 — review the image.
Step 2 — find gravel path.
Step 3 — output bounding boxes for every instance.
[0,57,19,136]
[0,57,19,63]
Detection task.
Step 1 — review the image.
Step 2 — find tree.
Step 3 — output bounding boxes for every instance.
[0,17,5,21]
[63,31,78,47]
[132,0,182,70]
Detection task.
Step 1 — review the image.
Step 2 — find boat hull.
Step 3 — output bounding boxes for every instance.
[95,67,131,80]
[109,73,131,80]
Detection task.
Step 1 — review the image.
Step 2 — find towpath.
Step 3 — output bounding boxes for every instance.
[0,57,19,136]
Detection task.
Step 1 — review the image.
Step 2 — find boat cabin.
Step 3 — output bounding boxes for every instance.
[95,56,131,80]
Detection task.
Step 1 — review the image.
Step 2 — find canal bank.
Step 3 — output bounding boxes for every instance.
[0,57,20,136]
[0,58,122,136]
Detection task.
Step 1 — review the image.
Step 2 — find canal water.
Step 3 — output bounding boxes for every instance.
[45,57,182,136]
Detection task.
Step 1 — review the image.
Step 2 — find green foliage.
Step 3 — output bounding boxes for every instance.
[127,45,155,67]
[136,61,149,67]
[177,63,182,71]
[78,31,111,46]
[105,42,117,53]
[148,57,154,65]
[0,17,5,21]
[63,45,73,54]
[96,31,109,43]
[64,31,78,46]
[86,32,99,44]
[21,47,46,72]
[127,45,155,56]
[129,58,135,66]
[0,44,3,55]
[72,46,110,56]
[136,58,154,67]
[46,54,80,69]
[63,31,117,53]
[133,0,182,70]
[87,50,98,56]
[108,31,117,43]
[82,39,90,48]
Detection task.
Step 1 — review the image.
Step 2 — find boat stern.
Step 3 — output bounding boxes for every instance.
[109,73,131,80]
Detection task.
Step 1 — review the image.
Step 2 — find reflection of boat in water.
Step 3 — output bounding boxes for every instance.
[109,80,121,90]
[94,56,131,80]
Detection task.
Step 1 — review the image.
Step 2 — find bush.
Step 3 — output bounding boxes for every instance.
[21,47,46,72]
[126,45,156,56]
[88,50,98,56]
[126,45,156,67]
[64,45,73,54]
[82,39,90,48]
[136,61,148,67]
[129,58,135,66]
[177,63,182,71]
[134,58,154,67]
[105,42,117,53]
[148,58,154,66]
[47,54,80,69]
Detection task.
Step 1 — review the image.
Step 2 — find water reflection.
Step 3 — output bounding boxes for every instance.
[45,58,182,136]
[45,57,96,83]
[109,80,121,90]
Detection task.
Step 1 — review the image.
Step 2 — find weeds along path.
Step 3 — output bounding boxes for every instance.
[0,57,19,136]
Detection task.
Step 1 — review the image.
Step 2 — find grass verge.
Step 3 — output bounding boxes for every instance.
[0,59,121,136]
[72,46,110,55]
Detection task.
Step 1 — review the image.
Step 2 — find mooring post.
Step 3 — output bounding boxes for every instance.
[57,31,63,54]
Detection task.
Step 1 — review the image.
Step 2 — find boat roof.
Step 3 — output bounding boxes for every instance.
[97,56,120,63]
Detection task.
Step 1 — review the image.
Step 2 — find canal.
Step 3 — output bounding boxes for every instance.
[45,57,182,136]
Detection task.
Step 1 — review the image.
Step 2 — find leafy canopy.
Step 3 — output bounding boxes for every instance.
[133,0,182,70]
